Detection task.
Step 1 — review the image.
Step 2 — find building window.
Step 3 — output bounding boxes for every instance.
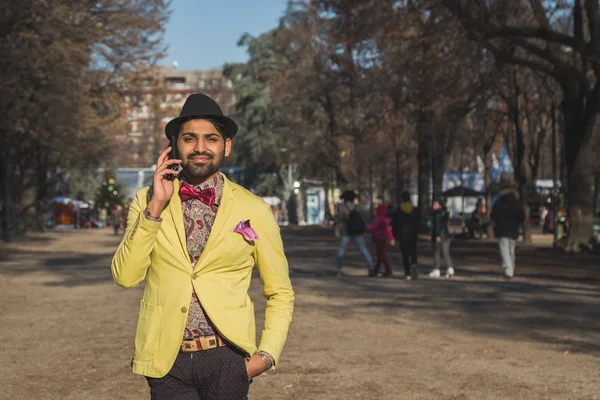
[166,77,185,89]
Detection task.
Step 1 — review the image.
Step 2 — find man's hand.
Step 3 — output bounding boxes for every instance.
[245,353,268,379]
[147,147,181,217]
[390,240,396,247]
[436,236,441,243]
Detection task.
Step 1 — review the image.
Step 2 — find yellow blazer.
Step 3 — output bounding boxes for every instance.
[111,174,294,378]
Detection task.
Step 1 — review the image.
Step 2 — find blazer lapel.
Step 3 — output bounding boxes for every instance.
[168,178,189,259]
[193,172,236,272]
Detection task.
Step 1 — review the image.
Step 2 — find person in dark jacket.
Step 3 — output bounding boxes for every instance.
[429,198,454,278]
[335,191,374,277]
[391,191,419,280]
[490,186,525,279]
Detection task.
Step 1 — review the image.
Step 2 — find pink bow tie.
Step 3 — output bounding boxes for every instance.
[179,182,216,206]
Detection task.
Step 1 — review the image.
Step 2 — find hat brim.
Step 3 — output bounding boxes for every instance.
[165,115,238,139]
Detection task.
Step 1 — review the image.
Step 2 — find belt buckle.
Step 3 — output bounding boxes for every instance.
[200,336,218,350]
[181,341,197,352]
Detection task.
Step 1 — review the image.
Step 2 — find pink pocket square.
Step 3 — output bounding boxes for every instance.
[233,220,259,241]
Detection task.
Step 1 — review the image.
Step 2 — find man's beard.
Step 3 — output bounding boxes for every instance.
[181,151,224,183]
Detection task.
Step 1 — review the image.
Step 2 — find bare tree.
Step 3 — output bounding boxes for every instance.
[0,0,169,239]
[444,0,599,249]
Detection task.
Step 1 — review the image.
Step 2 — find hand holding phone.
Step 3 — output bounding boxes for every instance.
[165,135,179,181]
[147,144,182,216]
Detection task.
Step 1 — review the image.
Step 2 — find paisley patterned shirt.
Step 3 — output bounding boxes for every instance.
[182,173,223,339]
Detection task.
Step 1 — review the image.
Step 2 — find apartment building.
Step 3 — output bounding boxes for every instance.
[112,66,236,168]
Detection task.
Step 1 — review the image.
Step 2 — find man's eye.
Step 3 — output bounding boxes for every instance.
[184,137,194,142]
[208,137,218,142]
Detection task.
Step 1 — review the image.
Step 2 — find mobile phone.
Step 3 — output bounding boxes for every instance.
[165,135,179,181]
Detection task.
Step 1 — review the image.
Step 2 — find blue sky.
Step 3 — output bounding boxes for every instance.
[159,0,289,70]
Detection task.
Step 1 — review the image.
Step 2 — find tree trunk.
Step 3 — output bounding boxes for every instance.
[593,172,600,218]
[368,164,374,213]
[431,128,444,204]
[510,68,533,244]
[484,151,495,239]
[417,111,431,231]
[380,152,387,205]
[519,182,532,243]
[395,150,403,205]
[432,156,444,205]
[0,157,10,242]
[562,99,596,251]
[0,128,11,242]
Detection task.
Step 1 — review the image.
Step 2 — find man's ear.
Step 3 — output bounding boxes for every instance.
[224,138,232,157]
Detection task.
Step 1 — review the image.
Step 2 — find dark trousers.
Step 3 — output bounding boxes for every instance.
[399,236,418,275]
[146,346,249,400]
[372,240,391,274]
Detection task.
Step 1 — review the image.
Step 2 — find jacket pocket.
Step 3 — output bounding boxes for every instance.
[133,300,162,361]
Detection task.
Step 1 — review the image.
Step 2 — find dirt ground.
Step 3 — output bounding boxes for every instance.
[1,227,599,400]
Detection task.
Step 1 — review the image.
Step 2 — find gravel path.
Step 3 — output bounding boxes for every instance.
[1,227,599,400]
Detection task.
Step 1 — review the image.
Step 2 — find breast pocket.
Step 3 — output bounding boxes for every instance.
[218,232,256,268]
[133,300,162,361]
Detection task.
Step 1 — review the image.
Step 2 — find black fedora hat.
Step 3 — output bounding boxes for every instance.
[165,93,238,139]
[339,190,357,202]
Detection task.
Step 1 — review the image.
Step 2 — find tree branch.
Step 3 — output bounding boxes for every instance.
[529,0,551,30]
[485,41,555,76]
[481,26,586,54]
[509,37,585,81]
[585,0,600,57]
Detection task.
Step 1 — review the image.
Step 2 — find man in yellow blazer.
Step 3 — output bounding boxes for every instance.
[111,93,294,399]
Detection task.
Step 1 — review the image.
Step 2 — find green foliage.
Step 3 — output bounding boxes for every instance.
[224,30,288,193]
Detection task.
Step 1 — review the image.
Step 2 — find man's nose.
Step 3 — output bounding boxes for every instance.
[194,139,207,153]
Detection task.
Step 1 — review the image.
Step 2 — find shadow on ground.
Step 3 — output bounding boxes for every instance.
[282,226,600,356]
[1,225,599,357]
[0,230,120,287]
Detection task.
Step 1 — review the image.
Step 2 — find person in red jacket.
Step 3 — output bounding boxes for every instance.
[367,204,396,277]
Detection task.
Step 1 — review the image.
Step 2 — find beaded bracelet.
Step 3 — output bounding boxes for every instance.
[258,351,275,370]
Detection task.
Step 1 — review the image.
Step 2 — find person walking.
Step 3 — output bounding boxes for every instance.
[111,93,294,399]
[428,198,454,278]
[391,191,419,280]
[335,190,375,277]
[491,185,525,279]
[110,205,121,235]
[367,204,395,277]
[99,207,107,228]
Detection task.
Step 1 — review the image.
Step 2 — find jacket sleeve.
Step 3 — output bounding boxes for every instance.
[253,204,294,369]
[517,203,526,223]
[385,221,394,241]
[336,203,347,225]
[432,212,441,237]
[390,209,399,228]
[490,203,498,223]
[111,189,161,288]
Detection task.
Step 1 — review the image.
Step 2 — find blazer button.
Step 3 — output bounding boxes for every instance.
[181,306,187,313]
[191,273,198,280]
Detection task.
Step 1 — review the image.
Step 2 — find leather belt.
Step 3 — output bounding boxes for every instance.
[181,335,226,352]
